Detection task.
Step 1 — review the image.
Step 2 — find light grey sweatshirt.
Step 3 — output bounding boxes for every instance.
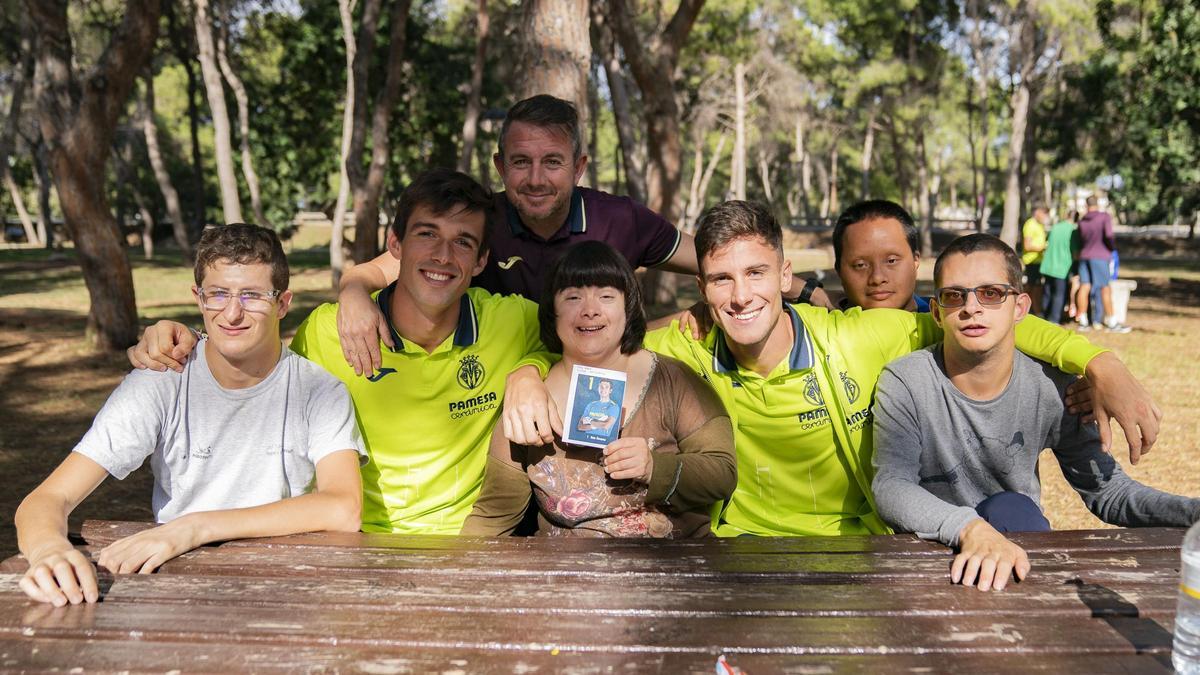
[871,346,1199,546]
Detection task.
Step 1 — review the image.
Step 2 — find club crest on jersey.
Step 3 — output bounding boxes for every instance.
[802,373,824,407]
[840,372,861,404]
[457,355,485,390]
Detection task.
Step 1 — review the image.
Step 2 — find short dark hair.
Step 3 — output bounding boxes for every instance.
[498,94,584,160]
[694,200,783,270]
[1085,195,1099,207]
[934,233,1023,291]
[194,223,289,291]
[539,241,645,356]
[391,168,494,258]
[833,200,918,268]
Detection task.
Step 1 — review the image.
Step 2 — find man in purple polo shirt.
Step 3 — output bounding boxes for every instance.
[1075,196,1130,333]
[335,94,827,377]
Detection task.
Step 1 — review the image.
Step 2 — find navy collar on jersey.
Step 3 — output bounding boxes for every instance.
[712,302,815,374]
[375,282,479,352]
[506,188,587,239]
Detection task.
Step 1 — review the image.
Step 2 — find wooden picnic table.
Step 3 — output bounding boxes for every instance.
[0,520,1185,673]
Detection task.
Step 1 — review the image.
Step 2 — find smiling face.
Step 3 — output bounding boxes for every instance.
[836,216,920,310]
[494,121,588,233]
[390,203,489,315]
[597,379,613,400]
[932,252,1030,359]
[554,285,626,364]
[698,236,793,353]
[195,260,291,367]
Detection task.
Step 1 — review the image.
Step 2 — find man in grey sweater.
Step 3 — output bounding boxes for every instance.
[871,234,1199,592]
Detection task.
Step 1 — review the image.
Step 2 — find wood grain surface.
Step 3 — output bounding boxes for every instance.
[0,521,1184,673]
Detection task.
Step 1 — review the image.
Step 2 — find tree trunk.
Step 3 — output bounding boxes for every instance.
[143,74,192,261]
[1043,167,1052,212]
[349,0,411,263]
[795,114,813,225]
[915,128,933,256]
[32,137,54,248]
[1000,78,1029,248]
[331,0,358,287]
[684,131,726,231]
[516,0,590,155]
[166,1,206,236]
[887,114,909,208]
[193,0,242,224]
[814,154,830,220]
[967,0,992,232]
[586,64,599,188]
[1000,0,1036,248]
[609,0,704,225]
[860,103,876,201]
[117,143,155,260]
[592,0,644,203]
[828,141,840,218]
[215,16,268,227]
[609,0,705,304]
[733,61,747,200]
[4,169,37,244]
[26,0,161,350]
[1,32,36,244]
[457,0,488,174]
[757,145,774,205]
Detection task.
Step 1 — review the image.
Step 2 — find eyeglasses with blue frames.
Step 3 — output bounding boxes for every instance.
[196,287,282,313]
[934,284,1019,309]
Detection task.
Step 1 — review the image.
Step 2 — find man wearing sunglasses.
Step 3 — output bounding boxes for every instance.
[871,234,1198,592]
[15,224,366,606]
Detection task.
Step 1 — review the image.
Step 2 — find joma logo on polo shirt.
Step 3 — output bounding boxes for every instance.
[497,256,523,270]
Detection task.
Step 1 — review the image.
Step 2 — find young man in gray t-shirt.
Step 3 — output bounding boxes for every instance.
[871,234,1199,592]
[15,225,366,607]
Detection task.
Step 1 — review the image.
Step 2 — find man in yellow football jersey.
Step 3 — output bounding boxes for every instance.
[128,169,553,534]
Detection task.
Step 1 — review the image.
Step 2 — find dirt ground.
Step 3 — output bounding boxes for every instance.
[0,236,1198,560]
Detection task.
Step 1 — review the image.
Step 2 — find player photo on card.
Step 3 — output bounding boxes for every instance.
[562,365,627,449]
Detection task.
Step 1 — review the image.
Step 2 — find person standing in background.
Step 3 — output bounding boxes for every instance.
[1039,210,1081,324]
[1021,206,1050,317]
[1075,196,1130,333]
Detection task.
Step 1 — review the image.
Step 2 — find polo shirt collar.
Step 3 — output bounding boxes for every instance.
[712,303,815,374]
[506,188,586,238]
[375,282,479,352]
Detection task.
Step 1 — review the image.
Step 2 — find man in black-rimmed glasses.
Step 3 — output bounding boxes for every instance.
[870,233,1199,593]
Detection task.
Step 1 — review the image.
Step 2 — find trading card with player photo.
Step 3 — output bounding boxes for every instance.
[561,364,627,449]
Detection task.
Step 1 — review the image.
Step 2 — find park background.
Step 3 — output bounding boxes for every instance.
[0,0,1197,557]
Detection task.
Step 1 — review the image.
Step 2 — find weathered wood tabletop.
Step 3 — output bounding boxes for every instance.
[0,520,1184,673]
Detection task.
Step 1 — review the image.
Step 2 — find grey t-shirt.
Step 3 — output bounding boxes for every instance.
[74,340,365,523]
[871,346,1200,546]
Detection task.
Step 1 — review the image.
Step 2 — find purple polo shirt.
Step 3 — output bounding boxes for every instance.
[471,187,682,300]
[1077,210,1116,261]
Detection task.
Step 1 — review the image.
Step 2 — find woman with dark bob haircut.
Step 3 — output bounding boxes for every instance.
[462,241,736,537]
